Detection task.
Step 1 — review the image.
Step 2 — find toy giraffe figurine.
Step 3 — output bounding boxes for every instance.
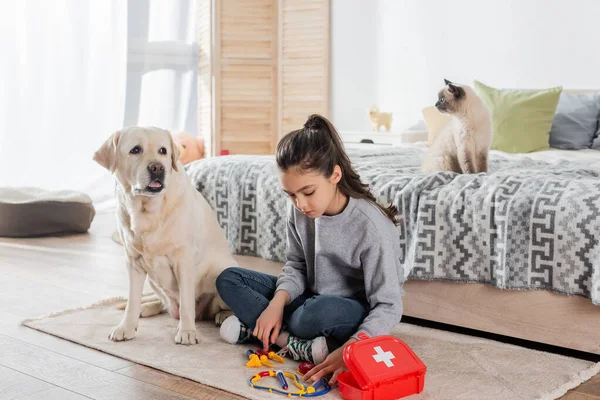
[369,107,393,132]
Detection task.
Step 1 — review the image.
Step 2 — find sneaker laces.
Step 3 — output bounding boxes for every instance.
[277,336,313,363]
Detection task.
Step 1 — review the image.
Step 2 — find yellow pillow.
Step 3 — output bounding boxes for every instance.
[422,106,451,146]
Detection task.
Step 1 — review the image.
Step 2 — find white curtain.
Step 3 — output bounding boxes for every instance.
[0,0,197,211]
[125,0,198,133]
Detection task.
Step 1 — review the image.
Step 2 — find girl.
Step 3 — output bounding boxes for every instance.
[216,114,405,385]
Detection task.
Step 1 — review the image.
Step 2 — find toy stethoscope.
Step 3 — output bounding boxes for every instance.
[249,370,331,397]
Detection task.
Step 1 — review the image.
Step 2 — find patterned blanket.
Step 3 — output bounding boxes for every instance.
[187,147,600,305]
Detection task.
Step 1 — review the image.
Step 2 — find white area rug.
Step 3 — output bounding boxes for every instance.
[22,297,599,400]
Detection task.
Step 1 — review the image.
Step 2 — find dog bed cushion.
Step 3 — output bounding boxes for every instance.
[0,187,95,237]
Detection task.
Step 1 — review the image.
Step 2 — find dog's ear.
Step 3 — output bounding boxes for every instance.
[93,131,121,173]
[168,131,180,171]
[444,78,452,86]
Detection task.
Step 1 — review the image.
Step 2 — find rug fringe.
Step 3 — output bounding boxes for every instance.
[538,361,600,400]
[20,293,152,326]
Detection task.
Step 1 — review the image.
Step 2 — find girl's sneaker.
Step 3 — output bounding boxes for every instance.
[219,315,253,344]
[278,335,329,364]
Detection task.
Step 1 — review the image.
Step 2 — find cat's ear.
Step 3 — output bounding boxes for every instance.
[446,81,458,94]
[449,84,465,99]
[444,78,465,99]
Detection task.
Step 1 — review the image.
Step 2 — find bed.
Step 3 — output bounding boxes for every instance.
[186,142,600,355]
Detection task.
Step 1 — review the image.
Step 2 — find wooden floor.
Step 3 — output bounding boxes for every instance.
[0,211,598,400]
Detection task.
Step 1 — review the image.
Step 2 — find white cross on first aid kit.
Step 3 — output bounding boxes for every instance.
[372,346,396,368]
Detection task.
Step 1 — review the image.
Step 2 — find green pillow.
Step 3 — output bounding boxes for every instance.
[473,80,562,153]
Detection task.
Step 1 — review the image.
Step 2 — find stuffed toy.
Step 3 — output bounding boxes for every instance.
[369,106,393,132]
[172,132,205,165]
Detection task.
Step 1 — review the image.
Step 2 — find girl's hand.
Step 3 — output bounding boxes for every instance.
[254,291,289,350]
[303,338,356,385]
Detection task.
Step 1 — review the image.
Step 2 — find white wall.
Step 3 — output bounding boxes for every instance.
[332,0,600,132]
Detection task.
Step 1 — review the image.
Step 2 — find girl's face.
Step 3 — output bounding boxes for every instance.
[280,166,343,218]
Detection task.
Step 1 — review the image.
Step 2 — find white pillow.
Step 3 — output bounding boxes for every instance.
[422,106,451,146]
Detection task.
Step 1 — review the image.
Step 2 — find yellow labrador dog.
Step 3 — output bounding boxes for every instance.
[94,126,237,345]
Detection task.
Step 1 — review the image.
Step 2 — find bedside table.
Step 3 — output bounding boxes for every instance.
[340,130,428,146]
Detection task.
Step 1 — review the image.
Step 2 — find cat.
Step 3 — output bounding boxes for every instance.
[422,79,493,174]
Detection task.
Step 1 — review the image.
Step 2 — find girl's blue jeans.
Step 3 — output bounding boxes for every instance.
[216,267,369,350]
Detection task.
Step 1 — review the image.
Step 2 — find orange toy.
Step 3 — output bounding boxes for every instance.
[337,333,426,400]
[172,132,205,165]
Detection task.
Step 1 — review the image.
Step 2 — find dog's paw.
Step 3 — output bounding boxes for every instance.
[175,328,198,345]
[108,323,137,341]
[215,310,233,327]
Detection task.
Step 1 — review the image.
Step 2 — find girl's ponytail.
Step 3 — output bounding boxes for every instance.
[276,114,400,225]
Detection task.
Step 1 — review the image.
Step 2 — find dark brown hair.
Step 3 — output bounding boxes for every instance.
[276,114,399,225]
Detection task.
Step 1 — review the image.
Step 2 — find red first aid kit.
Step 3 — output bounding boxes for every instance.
[337,333,426,400]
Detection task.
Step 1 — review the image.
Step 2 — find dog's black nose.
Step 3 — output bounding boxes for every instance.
[148,162,165,175]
